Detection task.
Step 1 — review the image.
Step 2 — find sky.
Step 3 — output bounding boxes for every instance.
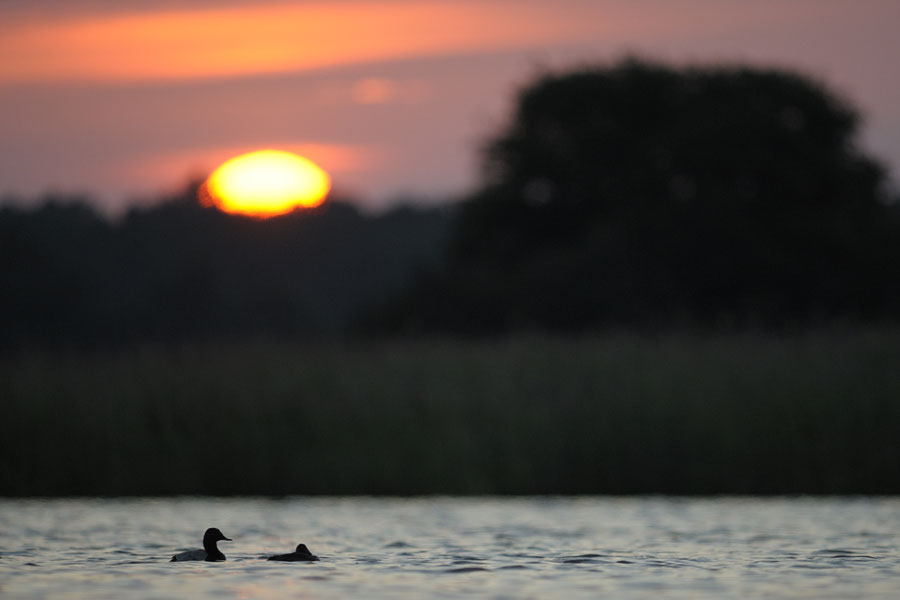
[2,0,900,214]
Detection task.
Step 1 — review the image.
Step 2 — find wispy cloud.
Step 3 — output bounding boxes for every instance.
[0,1,599,84]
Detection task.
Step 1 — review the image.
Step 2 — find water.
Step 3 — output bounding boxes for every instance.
[2,497,899,598]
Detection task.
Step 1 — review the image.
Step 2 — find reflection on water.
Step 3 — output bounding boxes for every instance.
[1,497,899,599]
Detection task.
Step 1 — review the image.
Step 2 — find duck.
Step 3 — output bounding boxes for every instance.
[267,543,319,562]
[170,528,232,562]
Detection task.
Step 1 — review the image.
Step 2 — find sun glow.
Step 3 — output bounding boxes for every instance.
[203,150,331,217]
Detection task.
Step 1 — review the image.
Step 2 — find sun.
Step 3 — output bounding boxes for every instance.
[202,150,331,218]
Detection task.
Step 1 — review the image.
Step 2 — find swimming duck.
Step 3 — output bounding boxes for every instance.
[170,528,232,562]
[267,543,319,562]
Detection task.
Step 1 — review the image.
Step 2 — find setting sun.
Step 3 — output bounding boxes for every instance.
[203,150,331,218]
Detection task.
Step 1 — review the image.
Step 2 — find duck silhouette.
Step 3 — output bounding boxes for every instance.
[170,528,232,562]
[267,543,319,562]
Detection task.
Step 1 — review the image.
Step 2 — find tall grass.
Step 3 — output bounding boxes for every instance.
[2,328,899,495]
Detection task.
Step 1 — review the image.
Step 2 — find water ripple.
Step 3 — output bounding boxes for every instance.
[2,497,900,599]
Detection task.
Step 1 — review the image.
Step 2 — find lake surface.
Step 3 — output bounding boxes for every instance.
[1,497,899,598]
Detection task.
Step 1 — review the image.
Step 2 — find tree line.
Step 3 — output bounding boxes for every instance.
[0,189,447,350]
[3,59,899,350]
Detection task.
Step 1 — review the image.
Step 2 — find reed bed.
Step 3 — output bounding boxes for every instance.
[2,328,899,495]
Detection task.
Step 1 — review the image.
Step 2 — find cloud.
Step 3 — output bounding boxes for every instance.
[0,1,597,84]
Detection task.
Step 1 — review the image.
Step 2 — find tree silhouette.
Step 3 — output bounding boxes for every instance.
[0,188,448,350]
[363,59,900,334]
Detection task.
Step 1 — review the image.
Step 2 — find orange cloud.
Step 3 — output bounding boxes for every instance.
[0,1,594,84]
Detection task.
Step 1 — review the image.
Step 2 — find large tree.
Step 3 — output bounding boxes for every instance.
[366,59,900,333]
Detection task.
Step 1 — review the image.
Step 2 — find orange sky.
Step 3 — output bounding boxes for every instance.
[1,0,899,213]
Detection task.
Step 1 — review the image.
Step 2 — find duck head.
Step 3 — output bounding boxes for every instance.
[203,527,232,551]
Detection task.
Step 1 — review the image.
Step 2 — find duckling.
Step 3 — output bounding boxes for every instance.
[267,543,319,562]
